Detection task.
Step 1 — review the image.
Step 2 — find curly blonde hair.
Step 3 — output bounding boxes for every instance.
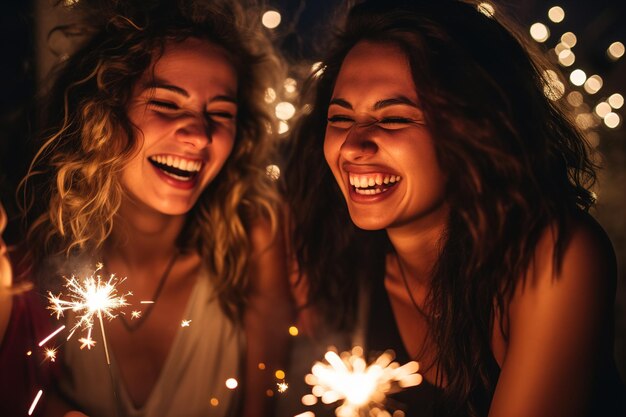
[23,0,283,319]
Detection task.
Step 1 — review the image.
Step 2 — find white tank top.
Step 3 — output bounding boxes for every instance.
[59,268,243,417]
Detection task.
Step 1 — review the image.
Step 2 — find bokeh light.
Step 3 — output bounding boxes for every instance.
[607,41,625,61]
[275,102,296,120]
[594,102,611,118]
[262,10,281,29]
[225,378,238,389]
[604,112,621,129]
[530,23,550,42]
[548,6,565,23]
[561,32,577,48]
[583,75,603,94]
[569,69,586,86]
[566,91,583,107]
[608,93,624,109]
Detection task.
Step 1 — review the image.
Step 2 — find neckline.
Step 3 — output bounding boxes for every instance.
[112,271,202,413]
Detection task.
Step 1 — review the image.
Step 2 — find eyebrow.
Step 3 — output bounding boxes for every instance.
[329,95,420,111]
[144,80,237,104]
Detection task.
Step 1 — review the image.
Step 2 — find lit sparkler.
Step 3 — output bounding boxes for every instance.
[47,263,130,364]
[181,319,192,327]
[305,347,422,417]
[277,381,289,393]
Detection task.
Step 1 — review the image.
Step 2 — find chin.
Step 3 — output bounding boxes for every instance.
[347,210,388,231]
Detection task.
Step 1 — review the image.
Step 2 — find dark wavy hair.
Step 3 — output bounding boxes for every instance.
[21,0,283,319]
[285,0,597,415]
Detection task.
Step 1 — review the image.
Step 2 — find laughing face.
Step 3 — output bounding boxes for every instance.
[122,37,237,216]
[324,41,448,232]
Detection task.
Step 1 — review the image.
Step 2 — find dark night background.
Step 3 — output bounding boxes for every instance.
[1,0,625,382]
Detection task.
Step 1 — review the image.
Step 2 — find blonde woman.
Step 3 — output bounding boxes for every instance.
[1,1,292,416]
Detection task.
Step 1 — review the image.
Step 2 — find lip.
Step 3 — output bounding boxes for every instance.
[150,162,200,190]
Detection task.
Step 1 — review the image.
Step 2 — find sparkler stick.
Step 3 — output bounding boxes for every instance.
[305,347,422,417]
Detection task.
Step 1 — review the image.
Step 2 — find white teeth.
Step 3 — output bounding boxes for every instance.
[149,155,202,172]
[348,173,402,190]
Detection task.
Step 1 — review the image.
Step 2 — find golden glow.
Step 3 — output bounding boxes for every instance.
[288,325,299,336]
[130,310,141,319]
[28,389,43,416]
[594,102,611,118]
[278,121,289,134]
[477,2,495,17]
[225,378,238,389]
[265,87,276,104]
[575,113,595,130]
[26,350,32,356]
[604,112,620,128]
[265,164,281,181]
[608,93,624,109]
[558,49,575,66]
[277,381,289,393]
[181,319,191,327]
[275,102,296,120]
[530,23,550,43]
[311,61,323,74]
[583,75,603,94]
[542,70,564,101]
[607,41,625,60]
[284,78,297,94]
[569,69,586,86]
[301,394,318,406]
[261,11,281,29]
[275,369,286,379]
[79,337,96,350]
[266,389,275,397]
[548,6,565,23]
[566,91,583,107]
[258,362,266,370]
[210,397,219,406]
[306,348,422,417]
[561,32,577,48]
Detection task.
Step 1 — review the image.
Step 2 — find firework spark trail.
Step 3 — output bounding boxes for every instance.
[38,324,65,346]
[28,390,43,416]
[305,347,422,417]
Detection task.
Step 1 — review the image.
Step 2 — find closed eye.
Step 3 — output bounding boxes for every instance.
[327,115,354,128]
[207,111,235,120]
[148,100,179,111]
[378,117,423,130]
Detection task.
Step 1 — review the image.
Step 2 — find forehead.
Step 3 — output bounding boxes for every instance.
[333,41,417,101]
[144,38,237,92]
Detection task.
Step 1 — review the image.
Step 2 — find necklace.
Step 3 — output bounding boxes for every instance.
[396,256,428,318]
[118,250,179,332]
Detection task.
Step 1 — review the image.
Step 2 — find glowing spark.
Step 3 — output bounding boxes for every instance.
[38,324,66,346]
[277,381,289,393]
[44,347,57,362]
[181,319,192,327]
[79,337,96,350]
[140,300,154,304]
[131,310,142,319]
[305,347,422,417]
[47,264,130,364]
[28,389,43,416]
[225,378,238,389]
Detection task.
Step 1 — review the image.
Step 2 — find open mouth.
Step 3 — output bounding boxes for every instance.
[148,155,202,182]
[349,173,402,195]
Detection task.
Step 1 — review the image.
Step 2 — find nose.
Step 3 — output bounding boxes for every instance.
[340,124,378,162]
[175,112,212,148]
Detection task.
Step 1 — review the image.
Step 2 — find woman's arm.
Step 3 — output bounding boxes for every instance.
[489,214,618,417]
[243,217,295,417]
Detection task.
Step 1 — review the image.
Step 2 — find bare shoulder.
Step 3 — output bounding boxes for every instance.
[491,212,618,417]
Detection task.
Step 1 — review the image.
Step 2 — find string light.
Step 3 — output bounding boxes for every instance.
[595,102,612,118]
[604,112,620,128]
[275,102,296,120]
